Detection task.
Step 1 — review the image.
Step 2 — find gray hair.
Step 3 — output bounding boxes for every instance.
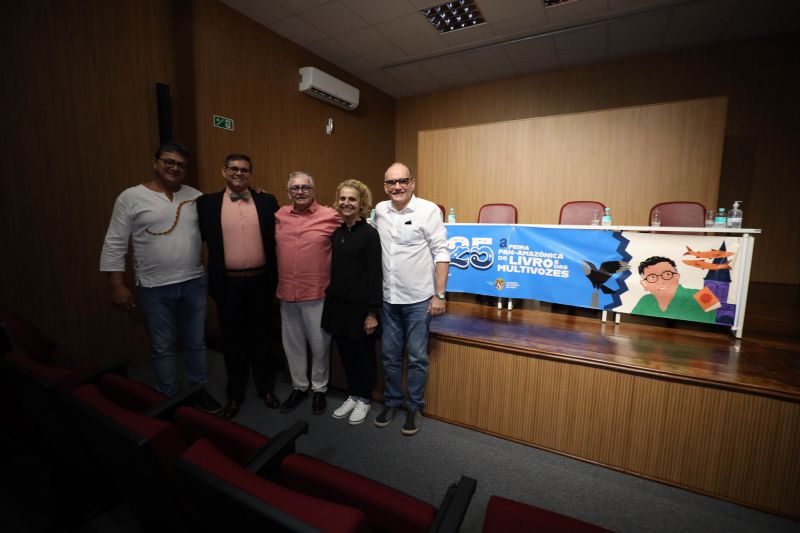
[287,171,315,187]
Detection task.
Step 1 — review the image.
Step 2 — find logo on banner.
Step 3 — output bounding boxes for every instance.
[448,236,494,270]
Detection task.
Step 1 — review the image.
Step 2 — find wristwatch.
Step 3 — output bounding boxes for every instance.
[435,292,446,300]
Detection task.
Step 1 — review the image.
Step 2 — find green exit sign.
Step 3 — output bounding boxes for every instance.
[213,115,234,131]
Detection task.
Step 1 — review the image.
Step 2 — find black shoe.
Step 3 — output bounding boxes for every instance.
[280,389,307,413]
[312,392,327,415]
[374,406,398,428]
[195,390,222,414]
[402,409,422,436]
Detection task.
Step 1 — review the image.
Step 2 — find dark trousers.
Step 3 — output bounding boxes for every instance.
[218,273,275,402]
[334,334,377,401]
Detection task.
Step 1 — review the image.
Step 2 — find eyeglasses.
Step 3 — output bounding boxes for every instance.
[384,178,411,187]
[225,166,251,175]
[159,157,188,170]
[288,185,314,193]
[644,271,678,283]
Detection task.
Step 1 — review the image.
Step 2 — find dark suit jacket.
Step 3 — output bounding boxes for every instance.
[196,188,279,304]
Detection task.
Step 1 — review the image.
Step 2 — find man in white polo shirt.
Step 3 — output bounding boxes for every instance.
[373,162,450,436]
[100,142,221,413]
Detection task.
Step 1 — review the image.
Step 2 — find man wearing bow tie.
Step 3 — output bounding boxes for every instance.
[196,154,280,419]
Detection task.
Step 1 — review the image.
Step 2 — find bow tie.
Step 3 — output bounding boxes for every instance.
[230,191,250,202]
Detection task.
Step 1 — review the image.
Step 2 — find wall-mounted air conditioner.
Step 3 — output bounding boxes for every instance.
[298,67,359,111]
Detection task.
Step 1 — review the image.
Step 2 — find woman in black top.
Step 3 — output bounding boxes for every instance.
[321,179,382,425]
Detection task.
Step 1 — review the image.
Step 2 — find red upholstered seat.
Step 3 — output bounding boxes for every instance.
[478,203,518,223]
[4,349,81,394]
[181,439,366,533]
[98,372,167,412]
[173,406,268,464]
[559,201,605,225]
[0,311,56,363]
[281,453,436,533]
[482,495,611,532]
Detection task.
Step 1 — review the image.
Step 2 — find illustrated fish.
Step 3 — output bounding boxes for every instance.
[683,246,733,259]
[682,259,731,270]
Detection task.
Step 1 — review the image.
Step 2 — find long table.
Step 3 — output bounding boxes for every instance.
[444,224,761,338]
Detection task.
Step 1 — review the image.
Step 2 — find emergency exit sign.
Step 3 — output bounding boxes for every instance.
[213,115,234,131]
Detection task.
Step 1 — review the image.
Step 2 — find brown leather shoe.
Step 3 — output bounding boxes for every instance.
[222,399,241,419]
[263,392,280,409]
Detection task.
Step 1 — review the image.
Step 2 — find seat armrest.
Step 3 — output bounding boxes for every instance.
[81,359,130,384]
[143,383,205,420]
[245,420,309,479]
[428,475,477,533]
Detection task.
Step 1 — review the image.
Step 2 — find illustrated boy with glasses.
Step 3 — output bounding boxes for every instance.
[631,256,716,323]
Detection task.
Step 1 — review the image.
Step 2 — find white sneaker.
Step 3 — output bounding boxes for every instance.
[333,397,358,419]
[348,401,371,425]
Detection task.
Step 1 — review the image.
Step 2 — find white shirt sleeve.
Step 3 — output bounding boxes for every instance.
[99,192,133,272]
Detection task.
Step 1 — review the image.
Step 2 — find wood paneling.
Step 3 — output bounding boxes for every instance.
[425,306,800,517]
[0,0,181,366]
[397,32,800,284]
[0,0,395,367]
[191,1,394,210]
[419,98,726,225]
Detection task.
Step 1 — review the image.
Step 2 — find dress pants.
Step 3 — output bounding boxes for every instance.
[218,273,275,402]
[280,299,330,393]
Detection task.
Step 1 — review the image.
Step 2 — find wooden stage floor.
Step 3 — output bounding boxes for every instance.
[425,290,800,518]
[432,298,800,402]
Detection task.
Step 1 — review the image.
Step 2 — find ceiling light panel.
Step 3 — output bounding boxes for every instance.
[421,0,486,34]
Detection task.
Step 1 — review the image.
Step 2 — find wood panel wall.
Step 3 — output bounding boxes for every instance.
[0,0,395,367]
[426,338,800,518]
[419,97,726,225]
[397,32,800,284]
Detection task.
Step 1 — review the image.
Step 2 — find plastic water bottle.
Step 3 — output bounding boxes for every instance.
[714,208,727,228]
[448,207,456,223]
[590,210,600,225]
[650,209,661,227]
[705,209,715,228]
[727,201,743,228]
[601,207,612,226]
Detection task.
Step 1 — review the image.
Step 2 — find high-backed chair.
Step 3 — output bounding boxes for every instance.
[649,201,705,227]
[478,203,517,224]
[559,201,605,225]
[482,495,611,532]
[478,203,518,309]
[69,376,307,532]
[437,203,446,221]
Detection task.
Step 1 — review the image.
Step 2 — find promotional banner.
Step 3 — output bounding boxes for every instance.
[445,224,741,326]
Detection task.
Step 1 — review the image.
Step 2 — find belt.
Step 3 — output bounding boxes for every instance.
[225,267,267,278]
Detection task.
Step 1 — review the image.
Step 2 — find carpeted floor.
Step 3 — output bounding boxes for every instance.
[128,350,798,533]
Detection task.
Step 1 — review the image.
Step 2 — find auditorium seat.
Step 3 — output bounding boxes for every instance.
[0,350,128,526]
[649,201,705,227]
[280,453,476,533]
[482,495,611,532]
[69,377,307,532]
[437,203,446,221]
[558,201,605,225]
[177,439,365,532]
[0,310,57,363]
[478,203,518,310]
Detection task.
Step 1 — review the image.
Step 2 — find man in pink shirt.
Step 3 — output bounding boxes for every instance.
[275,171,340,414]
[197,154,280,419]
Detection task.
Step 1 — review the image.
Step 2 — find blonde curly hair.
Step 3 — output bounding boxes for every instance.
[333,179,373,219]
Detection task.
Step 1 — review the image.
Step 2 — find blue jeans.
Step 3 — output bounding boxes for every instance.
[138,276,208,396]
[381,299,431,411]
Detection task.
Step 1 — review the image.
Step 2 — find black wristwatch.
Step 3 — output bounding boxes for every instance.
[435,292,446,300]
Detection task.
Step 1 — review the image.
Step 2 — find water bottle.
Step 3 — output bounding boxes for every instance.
[727,201,743,228]
[601,207,612,226]
[448,207,456,223]
[590,210,600,226]
[650,209,661,227]
[704,209,715,228]
[714,208,727,228]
